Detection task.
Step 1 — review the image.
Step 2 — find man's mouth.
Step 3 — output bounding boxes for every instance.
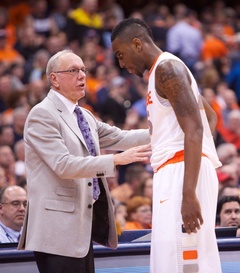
[229,222,239,226]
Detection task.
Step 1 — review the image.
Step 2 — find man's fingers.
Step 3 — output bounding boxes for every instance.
[183,217,203,234]
[135,143,152,152]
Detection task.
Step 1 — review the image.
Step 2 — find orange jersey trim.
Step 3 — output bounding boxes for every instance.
[156,150,207,172]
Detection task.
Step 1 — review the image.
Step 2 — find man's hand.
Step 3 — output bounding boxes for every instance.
[113,144,151,166]
[181,193,204,234]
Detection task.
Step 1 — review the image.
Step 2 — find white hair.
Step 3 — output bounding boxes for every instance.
[46,49,73,80]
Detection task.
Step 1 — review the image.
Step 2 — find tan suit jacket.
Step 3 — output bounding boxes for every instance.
[18,90,150,258]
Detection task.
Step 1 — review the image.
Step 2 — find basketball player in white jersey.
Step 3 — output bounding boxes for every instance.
[111,18,222,273]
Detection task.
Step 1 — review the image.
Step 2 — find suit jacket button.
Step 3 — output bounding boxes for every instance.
[88,182,92,186]
[88,204,92,209]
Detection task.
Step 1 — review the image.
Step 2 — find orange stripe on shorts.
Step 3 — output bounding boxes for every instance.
[183,250,198,260]
[156,150,207,172]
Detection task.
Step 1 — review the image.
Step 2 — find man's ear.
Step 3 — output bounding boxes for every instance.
[0,204,3,215]
[49,73,59,88]
[132,38,142,52]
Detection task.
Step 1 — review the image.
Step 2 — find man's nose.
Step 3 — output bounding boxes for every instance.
[231,212,237,218]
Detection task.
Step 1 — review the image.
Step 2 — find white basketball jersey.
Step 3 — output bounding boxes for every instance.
[146,52,222,172]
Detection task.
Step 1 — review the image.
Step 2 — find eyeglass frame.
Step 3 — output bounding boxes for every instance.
[1,200,27,209]
[136,208,152,214]
[53,68,88,75]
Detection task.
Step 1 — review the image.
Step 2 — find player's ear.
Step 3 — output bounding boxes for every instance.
[132,38,142,51]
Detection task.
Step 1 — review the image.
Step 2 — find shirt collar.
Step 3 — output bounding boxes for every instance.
[51,89,77,114]
[0,221,21,242]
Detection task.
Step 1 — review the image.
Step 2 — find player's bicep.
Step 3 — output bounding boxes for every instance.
[155,60,201,132]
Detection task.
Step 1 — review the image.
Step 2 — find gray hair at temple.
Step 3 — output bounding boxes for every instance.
[46,49,74,81]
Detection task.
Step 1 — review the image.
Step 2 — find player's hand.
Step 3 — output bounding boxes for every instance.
[181,193,204,234]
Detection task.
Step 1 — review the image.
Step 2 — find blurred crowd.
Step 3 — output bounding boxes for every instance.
[0,0,240,236]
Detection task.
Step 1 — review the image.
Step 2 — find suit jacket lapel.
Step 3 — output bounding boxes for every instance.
[47,90,89,151]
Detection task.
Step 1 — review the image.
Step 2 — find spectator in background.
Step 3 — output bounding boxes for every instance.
[27,79,48,107]
[106,168,119,192]
[0,61,6,77]
[216,142,239,190]
[226,50,240,104]
[44,32,68,57]
[216,142,238,165]
[218,185,240,200]
[124,78,148,130]
[50,0,72,32]
[99,0,124,25]
[220,88,239,127]
[101,10,121,51]
[66,0,104,48]
[124,196,152,230]
[143,4,170,51]
[0,185,27,243]
[14,26,44,64]
[28,49,50,83]
[85,63,110,107]
[218,109,240,148]
[7,1,31,28]
[24,0,59,39]
[98,76,134,128]
[138,175,153,199]
[216,195,240,236]
[201,23,229,65]
[0,125,14,149]
[8,62,25,91]
[0,166,7,190]
[0,30,24,72]
[0,145,16,186]
[0,89,30,133]
[12,106,29,143]
[114,202,127,235]
[166,6,203,76]
[95,64,120,106]
[13,139,25,180]
[217,168,239,192]
[111,164,151,204]
[0,7,16,48]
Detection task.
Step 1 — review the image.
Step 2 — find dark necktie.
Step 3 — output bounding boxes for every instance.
[74,106,100,200]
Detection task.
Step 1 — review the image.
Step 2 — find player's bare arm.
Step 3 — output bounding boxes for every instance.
[201,95,217,134]
[155,60,204,234]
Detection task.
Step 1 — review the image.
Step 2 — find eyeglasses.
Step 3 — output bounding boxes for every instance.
[137,208,152,213]
[53,68,88,75]
[1,200,27,209]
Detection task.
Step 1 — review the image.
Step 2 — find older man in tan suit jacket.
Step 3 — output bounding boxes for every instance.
[18,49,151,273]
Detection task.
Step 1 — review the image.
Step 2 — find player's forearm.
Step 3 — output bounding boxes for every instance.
[182,131,203,196]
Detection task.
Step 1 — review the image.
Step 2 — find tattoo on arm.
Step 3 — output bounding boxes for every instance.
[155,61,197,117]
